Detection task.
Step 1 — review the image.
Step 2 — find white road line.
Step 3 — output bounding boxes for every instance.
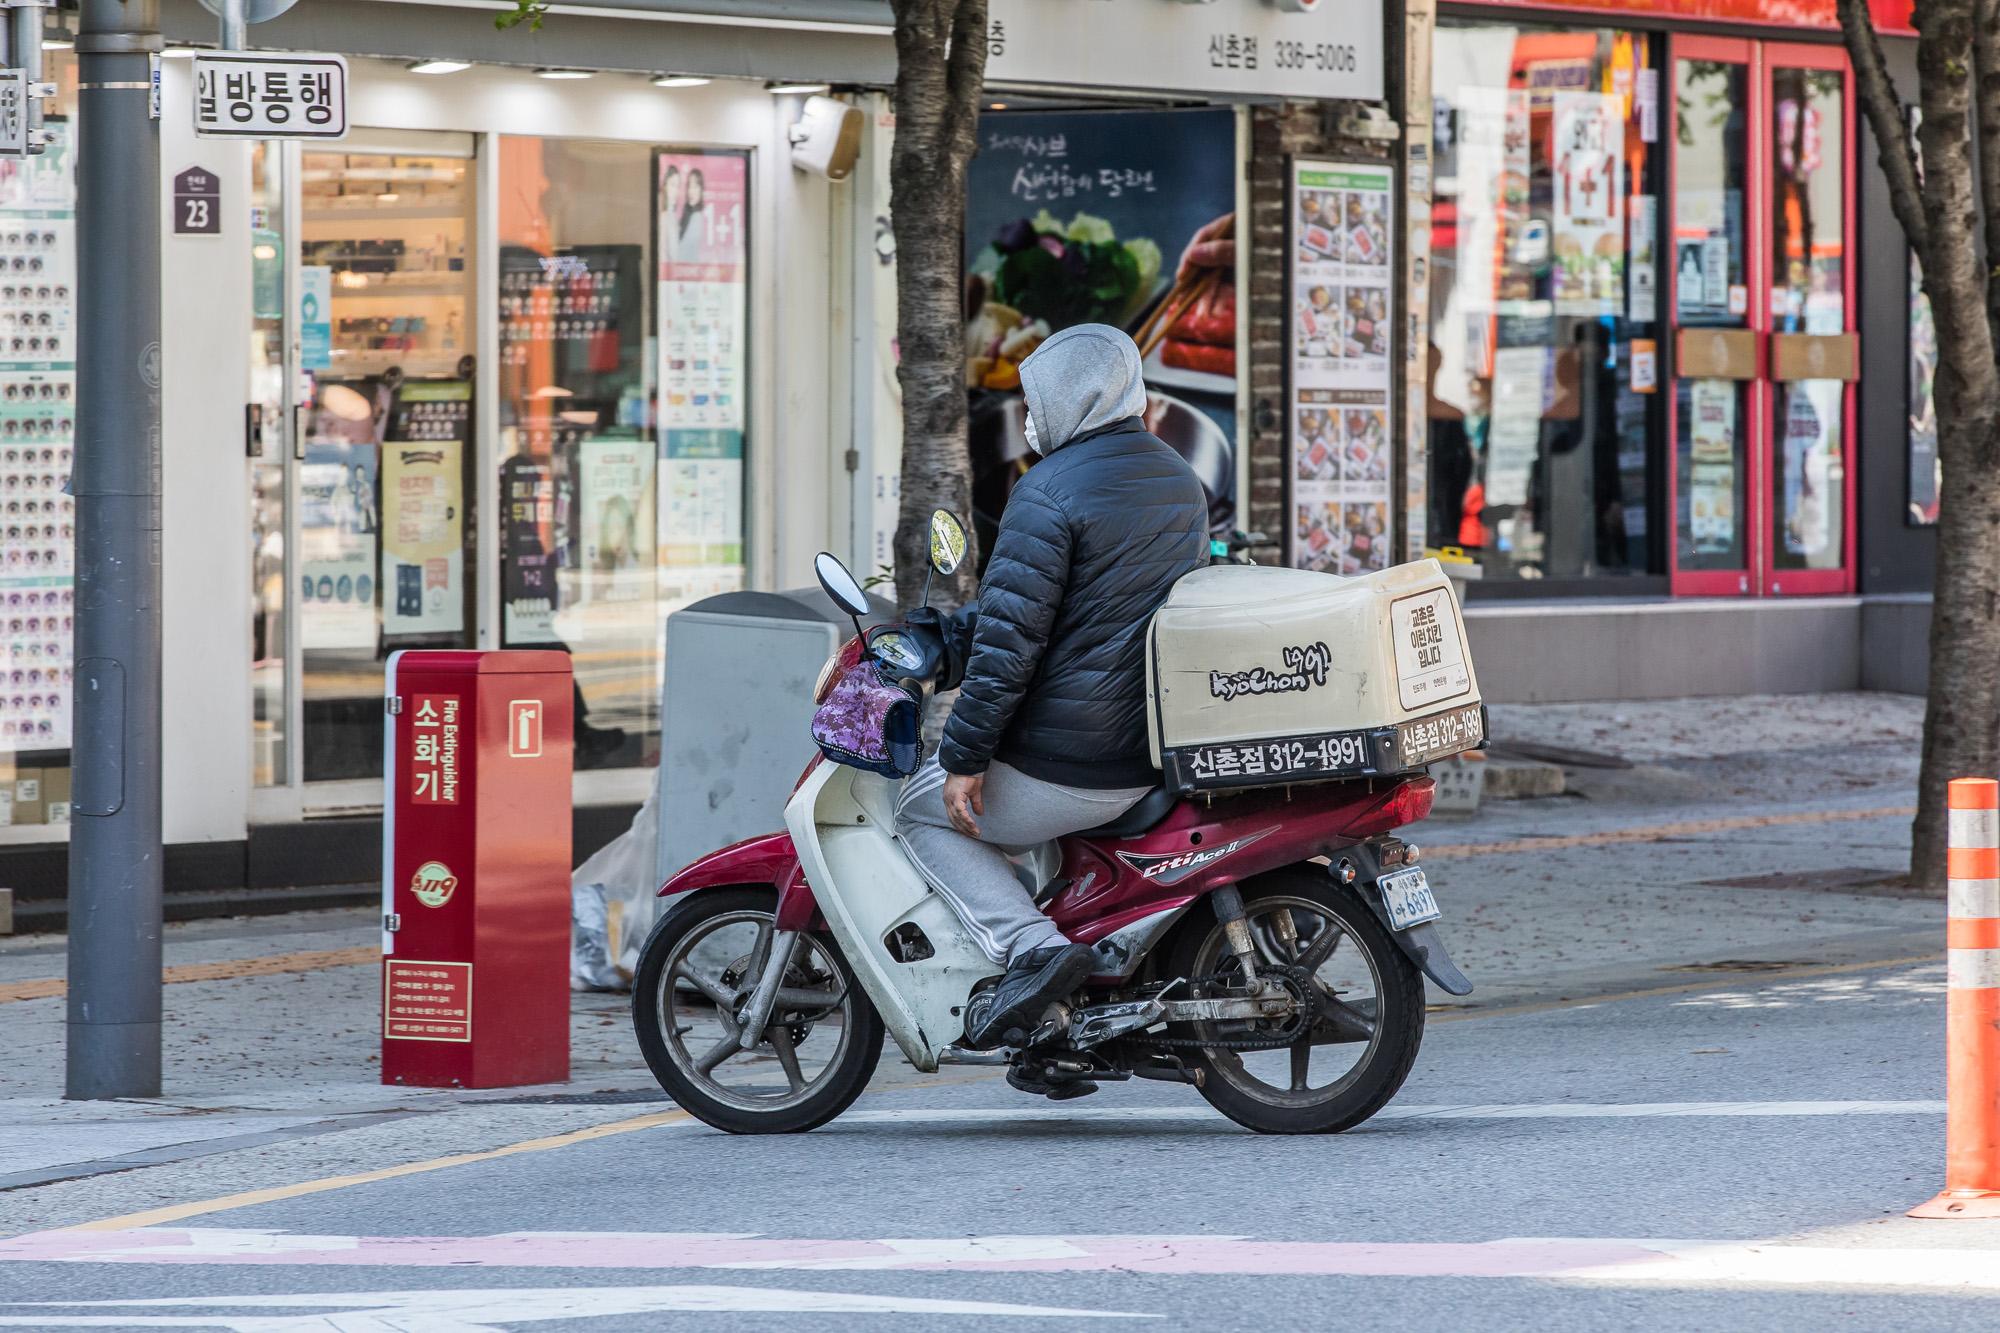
[0,1285,1157,1327]
[1560,1244,2000,1291]
[836,1100,1944,1125]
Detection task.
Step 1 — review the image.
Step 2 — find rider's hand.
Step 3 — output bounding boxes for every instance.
[943,772,985,838]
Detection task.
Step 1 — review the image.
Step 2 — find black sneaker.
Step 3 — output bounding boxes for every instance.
[964,942,1097,1049]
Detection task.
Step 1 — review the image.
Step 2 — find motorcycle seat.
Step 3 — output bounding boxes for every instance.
[1074,786,1179,840]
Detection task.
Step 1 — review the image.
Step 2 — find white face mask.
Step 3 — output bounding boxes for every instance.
[1023,411,1040,453]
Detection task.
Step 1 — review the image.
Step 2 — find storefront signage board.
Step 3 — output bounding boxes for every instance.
[986,0,1383,101]
[1288,159,1396,575]
[1457,0,1912,35]
[193,53,348,140]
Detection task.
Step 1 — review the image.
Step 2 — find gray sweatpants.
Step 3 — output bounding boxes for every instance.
[894,758,1153,967]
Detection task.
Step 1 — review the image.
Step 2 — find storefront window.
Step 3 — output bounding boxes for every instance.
[1673,57,1750,572]
[497,140,747,770]
[298,149,475,782]
[0,53,77,826]
[1430,25,1662,584]
[250,143,287,787]
[1770,66,1846,571]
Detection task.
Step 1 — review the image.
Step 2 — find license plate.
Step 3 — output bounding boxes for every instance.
[1378,867,1441,931]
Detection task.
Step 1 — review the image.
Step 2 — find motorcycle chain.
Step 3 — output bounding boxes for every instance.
[1119,963,1321,1052]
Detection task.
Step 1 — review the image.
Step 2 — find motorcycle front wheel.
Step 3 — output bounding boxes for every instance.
[1166,866,1425,1135]
[633,886,883,1134]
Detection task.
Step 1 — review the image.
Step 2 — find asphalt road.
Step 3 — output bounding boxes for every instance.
[0,953,1989,1331]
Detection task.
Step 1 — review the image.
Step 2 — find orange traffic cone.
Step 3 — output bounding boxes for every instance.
[1910,777,2000,1218]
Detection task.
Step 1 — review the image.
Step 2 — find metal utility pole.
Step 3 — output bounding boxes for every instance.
[65,0,163,1100]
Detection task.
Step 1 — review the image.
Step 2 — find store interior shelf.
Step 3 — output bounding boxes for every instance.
[302,204,469,223]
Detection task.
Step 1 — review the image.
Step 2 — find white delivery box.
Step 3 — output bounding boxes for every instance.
[1145,558,1485,794]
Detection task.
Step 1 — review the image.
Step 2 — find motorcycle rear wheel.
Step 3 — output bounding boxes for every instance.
[1166,866,1425,1134]
[633,886,884,1134]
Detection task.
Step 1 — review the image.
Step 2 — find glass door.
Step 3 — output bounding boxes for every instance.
[1668,36,1856,596]
[1669,37,1762,595]
[1763,43,1855,595]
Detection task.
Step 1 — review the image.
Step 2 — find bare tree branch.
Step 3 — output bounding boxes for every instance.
[1839,0,1930,259]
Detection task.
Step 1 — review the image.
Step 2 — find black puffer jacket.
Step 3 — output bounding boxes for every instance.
[938,419,1209,788]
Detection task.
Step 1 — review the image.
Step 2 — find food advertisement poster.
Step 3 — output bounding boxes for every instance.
[380,440,464,637]
[1289,159,1394,575]
[964,108,1238,541]
[1549,92,1624,316]
[299,439,378,650]
[658,149,747,582]
[1686,379,1738,555]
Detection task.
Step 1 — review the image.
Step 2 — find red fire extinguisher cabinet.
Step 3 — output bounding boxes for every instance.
[380,650,573,1088]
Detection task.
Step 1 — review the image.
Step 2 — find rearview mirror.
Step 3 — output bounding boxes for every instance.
[814,552,871,619]
[929,509,967,576]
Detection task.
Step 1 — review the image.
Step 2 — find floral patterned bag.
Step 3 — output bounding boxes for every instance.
[811,659,923,778]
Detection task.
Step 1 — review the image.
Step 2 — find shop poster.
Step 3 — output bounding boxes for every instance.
[1550,92,1624,316]
[1289,160,1393,575]
[381,439,464,636]
[1908,251,1939,525]
[964,107,1239,537]
[0,123,76,753]
[299,439,378,650]
[578,435,655,603]
[658,149,747,582]
[1686,379,1738,555]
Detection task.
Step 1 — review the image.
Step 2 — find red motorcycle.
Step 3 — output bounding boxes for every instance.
[632,518,1480,1135]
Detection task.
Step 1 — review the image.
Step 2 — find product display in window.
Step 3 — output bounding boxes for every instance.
[1428,25,1661,583]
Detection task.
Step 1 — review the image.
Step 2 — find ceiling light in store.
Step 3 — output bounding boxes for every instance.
[652,75,711,88]
[409,59,471,75]
[559,410,599,425]
[536,68,592,80]
[41,40,72,50]
[988,102,1007,109]
[162,47,203,59]
[531,386,575,398]
[375,192,400,202]
[767,81,830,95]
[252,245,277,260]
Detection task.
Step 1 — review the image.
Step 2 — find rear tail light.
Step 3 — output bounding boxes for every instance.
[1342,777,1435,839]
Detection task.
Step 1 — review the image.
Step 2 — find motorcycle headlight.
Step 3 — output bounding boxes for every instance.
[814,636,863,704]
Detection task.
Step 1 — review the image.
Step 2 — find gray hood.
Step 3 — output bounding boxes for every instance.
[1019,323,1147,453]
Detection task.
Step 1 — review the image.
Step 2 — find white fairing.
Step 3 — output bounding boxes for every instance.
[784,762,1003,1072]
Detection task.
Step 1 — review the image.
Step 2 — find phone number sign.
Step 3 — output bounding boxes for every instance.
[985,0,1381,101]
[194,53,348,140]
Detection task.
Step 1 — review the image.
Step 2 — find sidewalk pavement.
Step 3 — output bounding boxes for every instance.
[0,691,1943,1227]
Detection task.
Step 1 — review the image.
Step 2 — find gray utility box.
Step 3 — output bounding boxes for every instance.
[656,586,894,889]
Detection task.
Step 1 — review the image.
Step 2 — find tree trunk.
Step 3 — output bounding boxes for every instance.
[1839,0,2000,889]
[888,0,988,612]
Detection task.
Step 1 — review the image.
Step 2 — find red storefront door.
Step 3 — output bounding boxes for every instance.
[1667,36,1856,596]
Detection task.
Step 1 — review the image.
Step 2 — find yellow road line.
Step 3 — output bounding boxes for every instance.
[61,1110,692,1232]
[57,1068,1002,1232]
[1428,951,1945,1025]
[1425,805,1916,860]
[0,946,381,1006]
